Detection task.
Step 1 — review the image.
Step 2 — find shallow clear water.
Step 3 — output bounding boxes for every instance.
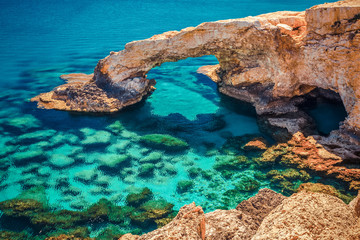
[0,0,349,238]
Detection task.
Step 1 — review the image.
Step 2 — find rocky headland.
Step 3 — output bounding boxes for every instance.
[27,1,360,239]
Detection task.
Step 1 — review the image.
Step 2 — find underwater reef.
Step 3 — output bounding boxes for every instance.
[0,187,176,239]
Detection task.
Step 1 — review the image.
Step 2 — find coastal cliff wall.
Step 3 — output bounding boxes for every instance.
[31,0,360,136]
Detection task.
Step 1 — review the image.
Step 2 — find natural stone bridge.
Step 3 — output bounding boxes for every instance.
[32,0,360,136]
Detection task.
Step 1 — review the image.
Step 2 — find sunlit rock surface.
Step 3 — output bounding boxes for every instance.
[119,189,360,240]
[32,1,360,134]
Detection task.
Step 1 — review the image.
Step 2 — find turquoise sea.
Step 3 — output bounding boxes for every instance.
[0,0,349,239]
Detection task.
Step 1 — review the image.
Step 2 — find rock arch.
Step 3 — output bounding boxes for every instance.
[32,0,360,136]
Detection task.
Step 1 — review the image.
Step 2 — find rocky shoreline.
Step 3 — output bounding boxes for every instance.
[25,0,360,239]
[1,185,359,240]
[119,188,360,240]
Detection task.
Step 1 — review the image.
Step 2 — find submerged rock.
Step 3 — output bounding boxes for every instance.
[296,182,354,204]
[5,114,41,131]
[74,169,98,183]
[98,153,130,171]
[49,154,75,168]
[269,132,360,190]
[18,129,57,143]
[139,134,189,151]
[138,163,155,177]
[213,155,250,178]
[126,188,153,207]
[176,180,194,193]
[80,128,112,146]
[130,199,175,228]
[139,152,162,163]
[12,148,47,166]
[0,231,30,240]
[234,177,260,192]
[107,120,125,134]
[0,199,46,218]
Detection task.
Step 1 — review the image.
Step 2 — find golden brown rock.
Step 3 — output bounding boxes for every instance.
[297,182,354,203]
[59,73,93,83]
[243,138,267,151]
[32,0,360,136]
[259,132,360,190]
[118,234,139,240]
[135,202,205,240]
[252,192,359,240]
[45,235,93,240]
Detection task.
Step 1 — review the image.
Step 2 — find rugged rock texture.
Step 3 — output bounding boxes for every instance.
[252,191,358,240]
[204,209,256,240]
[118,189,360,240]
[349,191,360,217]
[32,0,360,135]
[242,138,267,151]
[205,189,285,240]
[296,182,354,203]
[259,131,360,190]
[121,202,205,240]
[235,188,286,226]
[119,188,284,240]
[32,77,155,112]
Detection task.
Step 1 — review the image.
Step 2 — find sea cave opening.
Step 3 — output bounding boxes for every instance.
[299,88,348,136]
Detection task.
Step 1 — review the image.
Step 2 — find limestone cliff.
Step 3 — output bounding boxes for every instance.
[31,0,360,135]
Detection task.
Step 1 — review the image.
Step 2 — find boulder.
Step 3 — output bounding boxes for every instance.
[252,191,358,240]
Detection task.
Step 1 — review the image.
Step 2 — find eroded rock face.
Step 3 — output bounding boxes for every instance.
[32,1,360,134]
[118,189,360,240]
[259,131,360,190]
[252,191,358,240]
[235,188,286,227]
[205,189,285,240]
[126,202,205,240]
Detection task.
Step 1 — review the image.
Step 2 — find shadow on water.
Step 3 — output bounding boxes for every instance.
[299,89,348,136]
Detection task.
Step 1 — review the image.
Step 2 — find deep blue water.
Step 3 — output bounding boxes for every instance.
[0,0,349,238]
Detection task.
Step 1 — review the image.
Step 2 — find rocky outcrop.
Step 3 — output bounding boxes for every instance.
[119,202,205,240]
[252,191,358,240]
[258,131,360,190]
[32,1,360,134]
[205,188,285,239]
[119,189,360,240]
[119,188,284,240]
